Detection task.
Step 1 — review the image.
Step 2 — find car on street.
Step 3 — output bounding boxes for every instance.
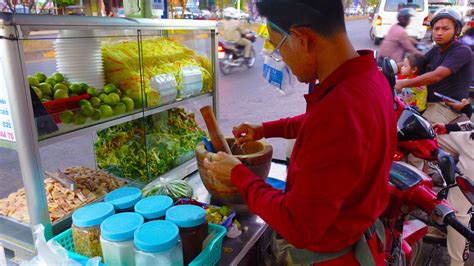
[371,0,429,44]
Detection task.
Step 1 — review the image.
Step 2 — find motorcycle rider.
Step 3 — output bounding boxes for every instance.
[378,8,422,64]
[204,0,396,265]
[395,7,472,123]
[223,8,252,61]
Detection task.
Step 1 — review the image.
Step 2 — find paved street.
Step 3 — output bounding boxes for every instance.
[0,18,471,265]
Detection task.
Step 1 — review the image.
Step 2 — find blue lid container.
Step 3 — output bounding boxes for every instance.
[101,212,144,242]
[134,221,180,253]
[165,205,206,228]
[105,187,142,211]
[72,202,115,228]
[134,196,173,220]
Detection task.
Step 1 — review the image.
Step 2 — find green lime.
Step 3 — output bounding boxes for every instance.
[99,104,114,118]
[109,93,120,103]
[73,113,87,125]
[78,99,91,106]
[91,109,102,121]
[90,97,101,108]
[104,94,119,107]
[86,87,99,97]
[53,72,64,83]
[38,83,53,97]
[53,89,69,100]
[103,83,118,94]
[69,84,83,95]
[34,72,47,83]
[121,96,135,112]
[27,76,40,87]
[33,87,42,99]
[45,77,56,87]
[80,83,89,91]
[54,83,68,92]
[80,104,95,117]
[59,110,74,124]
[99,93,108,102]
[126,89,144,107]
[113,102,126,115]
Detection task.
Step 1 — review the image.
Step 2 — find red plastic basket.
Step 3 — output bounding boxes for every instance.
[43,93,90,123]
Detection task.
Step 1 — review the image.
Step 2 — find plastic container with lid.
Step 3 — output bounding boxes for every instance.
[71,202,115,258]
[100,212,144,266]
[134,195,173,221]
[179,66,203,99]
[150,74,178,105]
[166,205,208,265]
[134,220,183,266]
[105,187,142,212]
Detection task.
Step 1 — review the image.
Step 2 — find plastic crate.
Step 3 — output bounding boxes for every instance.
[52,223,226,266]
[43,93,90,123]
[175,199,236,229]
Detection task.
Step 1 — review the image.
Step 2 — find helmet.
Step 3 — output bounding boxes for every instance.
[223,7,239,19]
[430,7,464,35]
[398,8,416,18]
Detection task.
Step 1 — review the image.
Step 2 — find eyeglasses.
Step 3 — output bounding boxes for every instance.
[269,34,288,62]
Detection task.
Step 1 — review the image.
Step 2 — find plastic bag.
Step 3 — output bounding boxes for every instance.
[262,55,296,94]
[142,178,194,201]
[21,225,101,266]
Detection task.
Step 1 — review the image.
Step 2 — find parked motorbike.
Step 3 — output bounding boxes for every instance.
[380,57,472,265]
[218,32,257,75]
[385,161,474,265]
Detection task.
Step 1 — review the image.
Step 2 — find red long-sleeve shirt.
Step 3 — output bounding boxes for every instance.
[231,51,397,265]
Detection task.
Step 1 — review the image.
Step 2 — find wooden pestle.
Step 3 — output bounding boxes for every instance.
[200,106,232,154]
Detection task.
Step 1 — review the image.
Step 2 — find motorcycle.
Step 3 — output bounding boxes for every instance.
[380,58,473,265]
[218,32,257,75]
[380,58,456,187]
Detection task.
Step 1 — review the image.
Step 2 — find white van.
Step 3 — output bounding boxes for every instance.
[371,0,429,44]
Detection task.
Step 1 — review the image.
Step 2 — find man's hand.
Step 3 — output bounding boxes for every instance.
[445,98,470,111]
[433,123,448,135]
[203,152,242,183]
[232,123,264,145]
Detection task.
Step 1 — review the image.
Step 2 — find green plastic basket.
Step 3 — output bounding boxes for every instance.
[52,223,226,266]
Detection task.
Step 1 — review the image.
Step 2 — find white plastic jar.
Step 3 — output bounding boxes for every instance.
[100,212,144,266]
[134,220,184,266]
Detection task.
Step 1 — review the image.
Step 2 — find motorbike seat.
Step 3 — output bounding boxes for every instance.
[223,41,243,52]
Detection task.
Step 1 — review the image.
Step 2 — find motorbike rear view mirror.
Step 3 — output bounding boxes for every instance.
[382,57,398,97]
[437,149,456,186]
[456,176,474,205]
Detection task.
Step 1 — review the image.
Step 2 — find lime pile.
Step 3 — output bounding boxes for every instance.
[59,83,135,125]
[29,72,133,125]
[28,72,99,103]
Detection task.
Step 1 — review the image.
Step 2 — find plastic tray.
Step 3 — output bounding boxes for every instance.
[52,223,226,266]
[43,93,90,123]
[174,199,236,229]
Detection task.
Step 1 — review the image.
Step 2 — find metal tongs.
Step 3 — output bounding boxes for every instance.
[44,169,77,190]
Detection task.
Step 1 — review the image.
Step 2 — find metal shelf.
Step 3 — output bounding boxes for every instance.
[38,93,212,147]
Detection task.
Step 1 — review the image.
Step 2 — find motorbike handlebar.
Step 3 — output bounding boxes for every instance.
[444,212,474,242]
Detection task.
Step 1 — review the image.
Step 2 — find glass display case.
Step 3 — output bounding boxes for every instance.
[0,13,218,261]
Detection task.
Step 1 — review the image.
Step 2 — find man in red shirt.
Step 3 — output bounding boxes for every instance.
[203,1,397,265]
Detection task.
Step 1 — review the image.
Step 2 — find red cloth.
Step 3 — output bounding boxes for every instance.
[230,50,397,265]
